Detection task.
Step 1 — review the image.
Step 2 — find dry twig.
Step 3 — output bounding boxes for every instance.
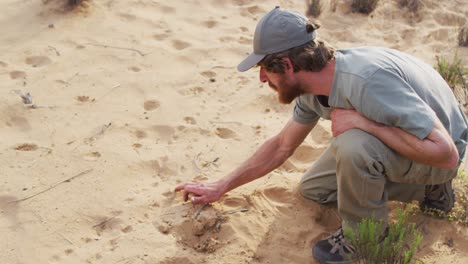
[8,169,93,204]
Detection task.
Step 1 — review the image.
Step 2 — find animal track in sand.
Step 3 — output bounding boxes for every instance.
[134,129,148,139]
[14,143,38,151]
[153,33,170,40]
[143,100,160,111]
[9,71,26,79]
[172,40,191,50]
[152,125,176,142]
[92,214,123,236]
[245,5,263,15]
[128,66,141,72]
[200,70,216,78]
[5,115,31,130]
[76,95,94,102]
[203,20,218,28]
[178,86,205,96]
[121,225,133,233]
[183,116,197,124]
[25,56,52,67]
[215,127,238,139]
[83,151,101,161]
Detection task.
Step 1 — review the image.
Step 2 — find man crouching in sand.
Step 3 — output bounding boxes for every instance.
[175,7,468,263]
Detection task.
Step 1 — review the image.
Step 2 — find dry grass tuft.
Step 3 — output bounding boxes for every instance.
[306,0,322,17]
[399,0,423,13]
[351,0,380,14]
[459,24,468,47]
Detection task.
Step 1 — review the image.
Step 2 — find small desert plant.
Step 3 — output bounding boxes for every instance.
[306,0,323,17]
[345,209,423,264]
[399,0,422,13]
[459,24,468,47]
[434,52,467,90]
[421,170,468,226]
[351,0,380,14]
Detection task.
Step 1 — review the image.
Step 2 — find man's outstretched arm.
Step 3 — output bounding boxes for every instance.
[175,118,316,204]
[331,109,459,169]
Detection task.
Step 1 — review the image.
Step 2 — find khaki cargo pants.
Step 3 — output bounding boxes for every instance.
[299,129,459,230]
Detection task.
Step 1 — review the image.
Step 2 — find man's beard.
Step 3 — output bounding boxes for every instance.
[269,81,302,104]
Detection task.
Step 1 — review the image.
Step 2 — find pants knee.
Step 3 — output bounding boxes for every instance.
[299,181,337,203]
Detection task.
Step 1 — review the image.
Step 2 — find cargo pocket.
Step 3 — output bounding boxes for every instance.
[361,160,386,208]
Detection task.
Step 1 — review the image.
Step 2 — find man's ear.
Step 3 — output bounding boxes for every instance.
[281,57,294,73]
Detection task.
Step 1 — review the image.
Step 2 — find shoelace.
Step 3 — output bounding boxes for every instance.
[327,227,356,255]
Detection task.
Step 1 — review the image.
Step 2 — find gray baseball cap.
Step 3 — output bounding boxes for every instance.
[237,6,317,72]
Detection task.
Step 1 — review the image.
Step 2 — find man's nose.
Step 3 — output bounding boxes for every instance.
[259,67,268,83]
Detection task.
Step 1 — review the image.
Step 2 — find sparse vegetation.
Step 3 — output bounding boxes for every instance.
[399,0,423,13]
[345,209,423,264]
[306,0,322,17]
[459,24,468,47]
[351,0,380,14]
[421,170,468,226]
[434,52,467,91]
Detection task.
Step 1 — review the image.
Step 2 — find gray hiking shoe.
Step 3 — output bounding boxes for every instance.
[420,180,455,213]
[312,227,355,264]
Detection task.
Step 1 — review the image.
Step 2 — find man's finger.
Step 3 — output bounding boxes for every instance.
[190,195,205,205]
[174,183,187,192]
[183,190,189,202]
[183,185,204,196]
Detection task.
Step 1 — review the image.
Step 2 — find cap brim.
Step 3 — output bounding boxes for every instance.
[237,53,266,72]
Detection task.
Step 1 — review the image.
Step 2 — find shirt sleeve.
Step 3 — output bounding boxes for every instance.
[293,95,321,124]
[357,68,436,139]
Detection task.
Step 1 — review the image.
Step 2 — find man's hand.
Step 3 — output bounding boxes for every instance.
[174,181,224,205]
[331,108,370,137]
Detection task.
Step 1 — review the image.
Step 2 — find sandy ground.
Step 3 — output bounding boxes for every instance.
[0,0,467,263]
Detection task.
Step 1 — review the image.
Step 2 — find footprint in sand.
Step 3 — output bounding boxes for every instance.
[0,61,7,67]
[25,56,52,67]
[215,127,238,139]
[172,40,191,50]
[9,71,27,80]
[14,143,38,151]
[143,100,160,111]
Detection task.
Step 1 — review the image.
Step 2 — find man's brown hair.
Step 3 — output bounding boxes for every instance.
[258,22,335,73]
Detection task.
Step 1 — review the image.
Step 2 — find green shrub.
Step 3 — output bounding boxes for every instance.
[345,209,423,264]
[306,0,322,17]
[351,0,380,14]
[434,52,467,90]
